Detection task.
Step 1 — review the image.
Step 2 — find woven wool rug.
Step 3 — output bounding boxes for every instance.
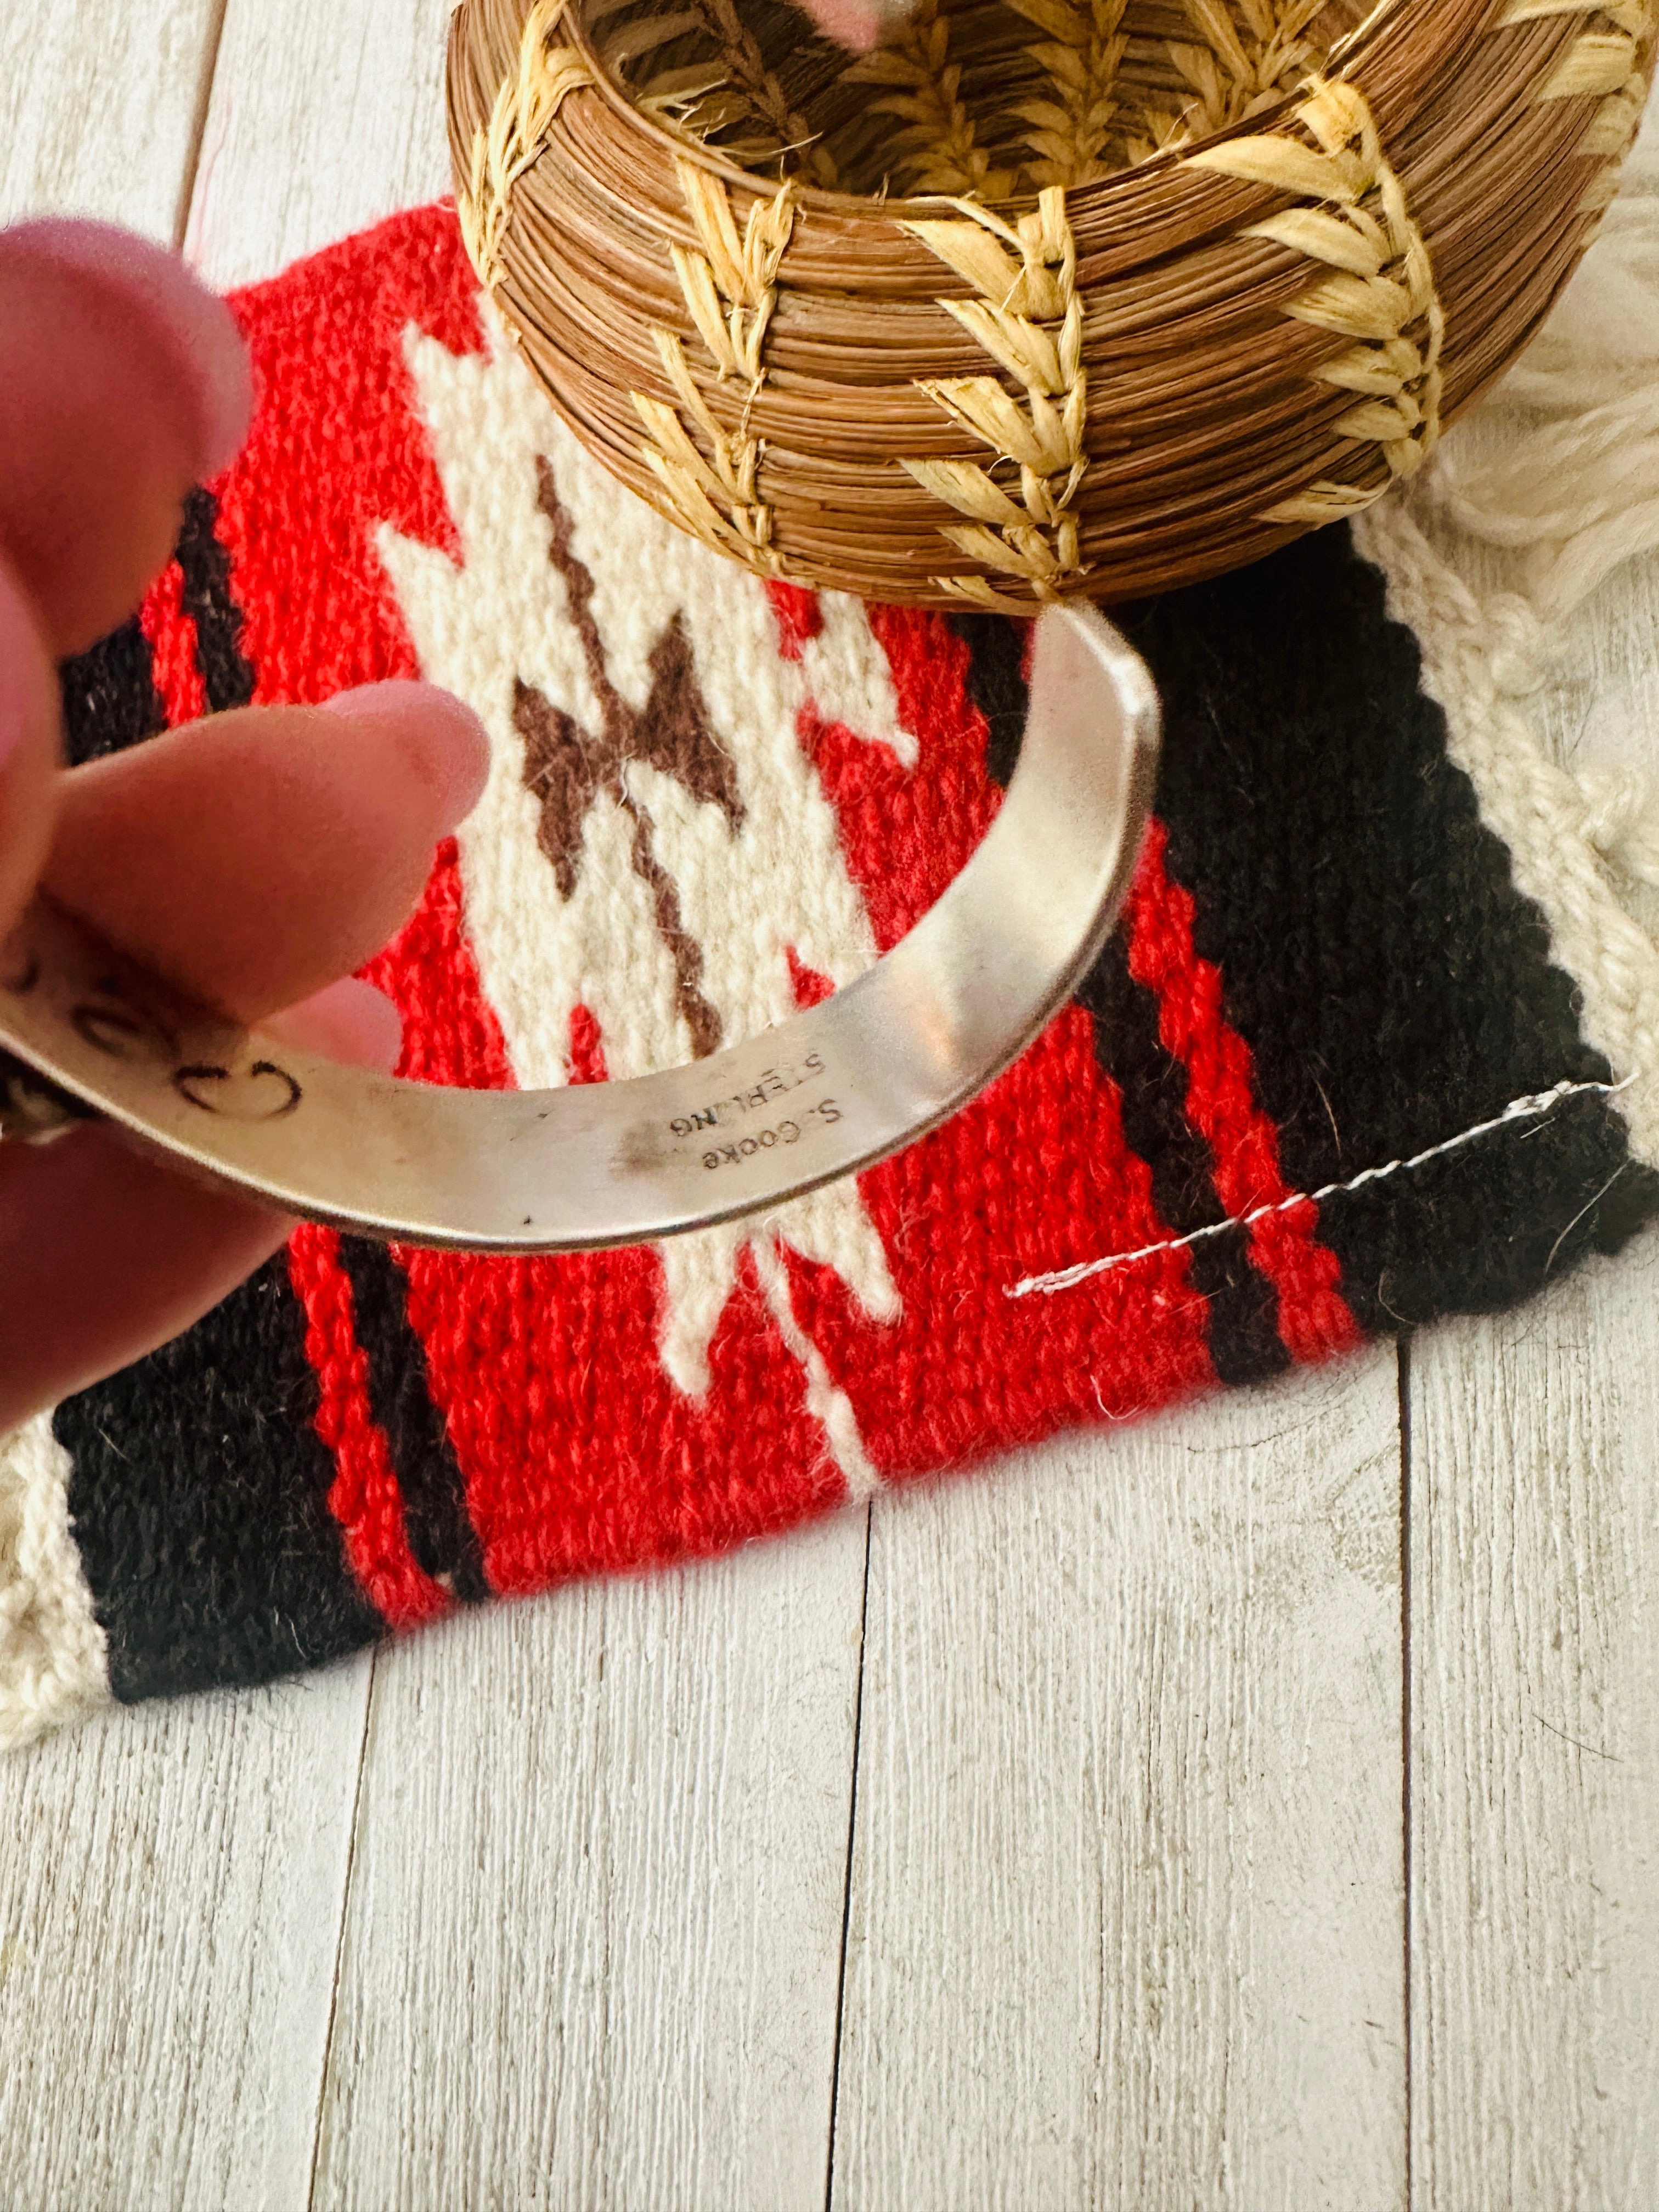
[3,201,1657,1748]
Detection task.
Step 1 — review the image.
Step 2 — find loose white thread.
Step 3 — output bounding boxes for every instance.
[1007,1073,1638,1298]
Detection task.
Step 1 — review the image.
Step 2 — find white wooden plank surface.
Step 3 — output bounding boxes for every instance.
[184,0,455,290]
[1402,123,1659,2194]
[1405,174,1659,2194]
[0,2,472,2202]
[832,1354,1408,2212]
[1410,1234,1659,2212]
[0,16,373,2212]
[312,1520,867,2212]
[0,0,224,244]
[0,1679,371,2212]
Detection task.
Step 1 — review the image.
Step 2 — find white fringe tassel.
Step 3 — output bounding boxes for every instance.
[1421,193,1659,625]
[0,1415,111,1753]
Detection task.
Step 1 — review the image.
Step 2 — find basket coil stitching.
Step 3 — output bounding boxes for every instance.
[458,0,593,289]
[631,163,798,574]
[899,190,1087,611]
[1516,0,1654,205]
[1128,0,1331,159]
[857,0,1020,197]
[1190,77,1444,527]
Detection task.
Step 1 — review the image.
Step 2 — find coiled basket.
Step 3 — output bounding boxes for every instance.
[448,0,1652,610]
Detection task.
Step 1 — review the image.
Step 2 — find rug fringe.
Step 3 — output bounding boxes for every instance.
[0,1417,111,1753]
[1422,192,1659,624]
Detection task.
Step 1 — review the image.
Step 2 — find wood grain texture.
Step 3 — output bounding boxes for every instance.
[1,2,471,2203]
[0,0,224,240]
[1410,1231,1659,2212]
[311,1518,867,2212]
[831,1355,1408,2212]
[0,1672,372,2212]
[184,0,455,290]
[1407,128,1659,2197]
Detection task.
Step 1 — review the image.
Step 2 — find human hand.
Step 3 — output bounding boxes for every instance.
[797,0,911,50]
[0,221,490,1434]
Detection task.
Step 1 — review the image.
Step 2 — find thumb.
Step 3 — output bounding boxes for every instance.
[0,560,61,944]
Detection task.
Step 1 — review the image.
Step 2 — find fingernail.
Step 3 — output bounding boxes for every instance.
[264,978,405,1072]
[3,218,252,476]
[321,681,493,832]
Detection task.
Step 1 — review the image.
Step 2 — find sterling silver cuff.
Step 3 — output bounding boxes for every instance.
[0,605,1159,1252]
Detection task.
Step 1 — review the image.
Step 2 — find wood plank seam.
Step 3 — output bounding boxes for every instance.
[306,1655,379,2212]
[176,18,383,2196]
[172,0,233,251]
[822,1502,873,2212]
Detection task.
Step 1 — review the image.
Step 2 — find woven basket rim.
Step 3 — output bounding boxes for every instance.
[558,0,1407,217]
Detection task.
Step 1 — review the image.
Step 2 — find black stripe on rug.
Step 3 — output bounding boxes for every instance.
[957,527,1657,1330]
[175,486,257,714]
[50,492,484,1693]
[953,608,1028,791]
[58,615,166,765]
[333,1240,490,1604]
[54,1255,384,1703]
[1116,524,1659,1330]
[960,604,1290,1380]
[1076,935,1290,1385]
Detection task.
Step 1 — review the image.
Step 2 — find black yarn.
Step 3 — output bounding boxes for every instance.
[951,609,1029,789]
[58,615,166,764]
[956,524,1657,1332]
[57,488,252,762]
[1119,526,1659,1330]
[1075,935,1290,1386]
[51,493,377,1700]
[174,486,258,714]
[332,1240,490,1604]
[55,1256,383,1703]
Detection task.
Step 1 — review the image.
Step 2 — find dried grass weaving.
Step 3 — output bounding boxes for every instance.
[448,0,1652,607]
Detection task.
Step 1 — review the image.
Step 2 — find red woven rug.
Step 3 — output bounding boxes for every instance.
[4,203,1655,1743]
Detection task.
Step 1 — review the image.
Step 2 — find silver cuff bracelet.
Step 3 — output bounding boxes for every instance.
[0,605,1159,1252]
